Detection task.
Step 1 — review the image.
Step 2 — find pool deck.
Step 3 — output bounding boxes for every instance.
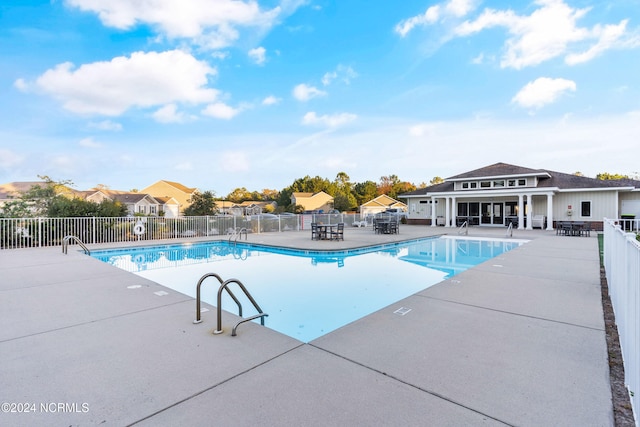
[1,225,612,426]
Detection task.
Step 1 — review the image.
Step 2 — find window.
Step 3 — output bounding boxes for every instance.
[470,182,477,189]
[518,179,526,186]
[581,201,591,217]
[458,203,468,216]
[462,182,469,189]
[480,181,491,188]
[508,180,516,187]
[493,180,505,187]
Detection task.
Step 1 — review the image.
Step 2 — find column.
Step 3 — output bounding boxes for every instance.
[546,193,554,230]
[431,197,437,227]
[451,196,457,227]
[526,195,533,230]
[517,194,524,230]
[445,197,451,227]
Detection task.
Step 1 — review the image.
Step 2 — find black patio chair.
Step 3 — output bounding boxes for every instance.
[330,223,344,241]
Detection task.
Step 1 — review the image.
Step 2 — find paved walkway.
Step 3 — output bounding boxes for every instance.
[0,225,612,426]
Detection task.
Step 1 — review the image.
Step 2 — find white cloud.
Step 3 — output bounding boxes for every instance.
[153,104,193,123]
[31,50,218,116]
[220,150,250,172]
[0,149,24,168]
[395,0,477,37]
[248,46,266,65]
[565,20,629,65]
[302,112,357,127]
[321,65,358,86]
[454,0,634,69]
[292,84,326,101]
[65,0,284,50]
[262,95,280,105]
[512,77,576,109]
[88,120,122,131]
[397,0,637,69]
[79,137,102,148]
[201,102,240,119]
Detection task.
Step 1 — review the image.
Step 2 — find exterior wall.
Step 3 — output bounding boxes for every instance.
[553,191,619,222]
[294,192,334,212]
[142,182,194,213]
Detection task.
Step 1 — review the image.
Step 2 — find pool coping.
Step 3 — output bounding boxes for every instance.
[0,225,614,426]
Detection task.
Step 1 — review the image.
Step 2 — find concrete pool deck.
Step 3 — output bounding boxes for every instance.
[1,225,613,426]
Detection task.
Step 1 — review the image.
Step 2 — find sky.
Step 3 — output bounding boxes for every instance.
[1,0,639,196]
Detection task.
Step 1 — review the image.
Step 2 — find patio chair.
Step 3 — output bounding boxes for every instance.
[311,223,320,240]
[330,223,344,241]
[580,222,592,237]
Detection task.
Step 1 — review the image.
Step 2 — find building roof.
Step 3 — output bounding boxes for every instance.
[399,163,640,197]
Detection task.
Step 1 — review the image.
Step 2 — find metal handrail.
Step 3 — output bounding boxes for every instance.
[506,222,513,237]
[62,235,90,255]
[228,227,247,243]
[193,273,268,337]
[193,273,242,324]
[457,221,468,235]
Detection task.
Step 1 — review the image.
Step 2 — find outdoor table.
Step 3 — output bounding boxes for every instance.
[317,224,337,240]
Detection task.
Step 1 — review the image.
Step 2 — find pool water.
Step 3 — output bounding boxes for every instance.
[92,236,525,342]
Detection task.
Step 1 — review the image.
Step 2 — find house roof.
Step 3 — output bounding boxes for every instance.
[0,181,46,199]
[446,163,550,180]
[361,194,407,209]
[399,163,640,197]
[156,180,197,194]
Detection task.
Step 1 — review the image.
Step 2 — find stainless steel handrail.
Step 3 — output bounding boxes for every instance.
[228,227,247,243]
[457,221,468,235]
[506,222,513,237]
[193,273,268,337]
[62,235,90,255]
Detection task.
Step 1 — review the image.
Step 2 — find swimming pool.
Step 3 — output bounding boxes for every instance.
[92,236,526,342]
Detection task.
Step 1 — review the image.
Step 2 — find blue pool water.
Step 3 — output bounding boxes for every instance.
[92,236,526,342]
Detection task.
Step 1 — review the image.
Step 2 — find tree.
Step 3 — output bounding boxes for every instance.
[183,191,218,216]
[596,172,629,180]
[429,176,444,185]
[226,187,252,203]
[352,181,378,206]
[47,198,127,217]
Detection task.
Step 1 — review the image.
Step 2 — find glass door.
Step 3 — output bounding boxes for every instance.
[481,202,504,225]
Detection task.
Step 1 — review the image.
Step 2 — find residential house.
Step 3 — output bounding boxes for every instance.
[399,162,640,230]
[80,189,169,217]
[291,191,334,213]
[140,180,198,215]
[360,195,408,217]
[0,181,75,211]
[217,200,278,216]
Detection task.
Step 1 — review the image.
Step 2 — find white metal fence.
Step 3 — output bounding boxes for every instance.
[0,213,368,249]
[603,218,640,423]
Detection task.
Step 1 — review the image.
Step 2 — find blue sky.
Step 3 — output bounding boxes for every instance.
[1,0,639,195]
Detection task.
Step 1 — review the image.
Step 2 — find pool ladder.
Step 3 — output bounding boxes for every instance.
[62,235,90,255]
[457,221,468,235]
[228,227,247,244]
[193,273,268,336]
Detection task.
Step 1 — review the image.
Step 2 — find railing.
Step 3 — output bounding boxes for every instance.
[61,235,90,255]
[0,214,372,250]
[505,222,513,238]
[603,218,640,422]
[193,273,268,337]
[457,220,468,236]
[228,227,247,243]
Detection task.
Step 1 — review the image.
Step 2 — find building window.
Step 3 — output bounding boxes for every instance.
[480,181,491,188]
[581,201,591,217]
[508,180,516,187]
[518,179,526,186]
[470,182,477,189]
[493,180,505,187]
[462,182,469,189]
